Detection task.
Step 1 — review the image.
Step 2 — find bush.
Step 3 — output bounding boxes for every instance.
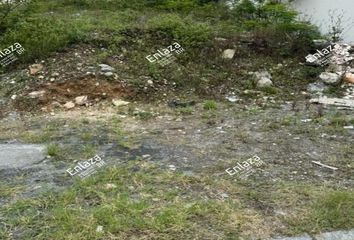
[0,0,32,33]
[222,1,320,56]
[147,14,212,47]
[0,16,84,62]
[203,100,217,110]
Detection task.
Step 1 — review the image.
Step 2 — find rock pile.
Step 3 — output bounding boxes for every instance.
[307,41,354,106]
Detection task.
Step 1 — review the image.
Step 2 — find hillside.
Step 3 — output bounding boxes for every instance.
[0,0,353,239]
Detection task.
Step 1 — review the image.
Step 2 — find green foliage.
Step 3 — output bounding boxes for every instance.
[232,0,257,20]
[203,100,217,110]
[147,14,212,47]
[0,0,32,33]
[259,85,279,95]
[1,16,84,62]
[313,191,354,229]
[47,143,62,157]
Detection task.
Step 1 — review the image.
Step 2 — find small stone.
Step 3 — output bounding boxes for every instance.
[96,226,103,233]
[254,71,273,87]
[147,80,153,85]
[142,154,151,159]
[103,72,113,77]
[50,78,55,82]
[105,183,117,189]
[75,95,88,105]
[344,72,354,84]
[222,49,236,59]
[51,101,61,108]
[220,193,229,198]
[301,119,312,123]
[51,72,60,77]
[29,64,43,75]
[168,165,176,171]
[112,99,130,107]
[319,72,341,84]
[226,95,238,102]
[99,64,115,72]
[11,94,17,100]
[64,101,75,109]
[28,90,45,98]
[215,37,227,41]
[307,82,328,93]
[257,77,273,87]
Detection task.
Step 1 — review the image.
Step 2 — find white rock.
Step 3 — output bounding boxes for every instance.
[103,72,113,77]
[254,71,273,87]
[215,37,227,41]
[96,226,103,233]
[319,72,342,84]
[105,183,117,189]
[255,71,272,80]
[220,193,229,198]
[11,94,17,100]
[257,77,273,87]
[99,64,115,72]
[112,99,130,107]
[222,49,235,59]
[168,164,176,171]
[226,95,238,102]
[147,80,153,85]
[29,64,43,75]
[75,95,88,105]
[64,101,75,109]
[28,90,45,98]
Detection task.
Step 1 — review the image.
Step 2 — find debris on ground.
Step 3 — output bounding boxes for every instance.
[311,161,338,171]
[310,97,354,109]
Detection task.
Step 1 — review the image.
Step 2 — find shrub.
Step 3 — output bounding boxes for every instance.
[147,14,212,47]
[47,143,62,157]
[203,100,217,110]
[0,0,32,33]
[1,16,84,62]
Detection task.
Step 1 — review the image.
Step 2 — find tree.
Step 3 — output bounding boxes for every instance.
[0,0,30,33]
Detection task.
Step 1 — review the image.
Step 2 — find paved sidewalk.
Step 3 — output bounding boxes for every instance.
[271,229,354,240]
[0,144,46,169]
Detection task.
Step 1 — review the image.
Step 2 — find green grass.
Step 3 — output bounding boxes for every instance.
[203,100,217,110]
[1,160,353,239]
[46,143,62,157]
[312,191,354,229]
[0,0,321,99]
[177,106,194,115]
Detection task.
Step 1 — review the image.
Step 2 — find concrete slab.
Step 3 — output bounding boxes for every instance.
[315,230,354,240]
[0,144,46,169]
[271,234,312,240]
